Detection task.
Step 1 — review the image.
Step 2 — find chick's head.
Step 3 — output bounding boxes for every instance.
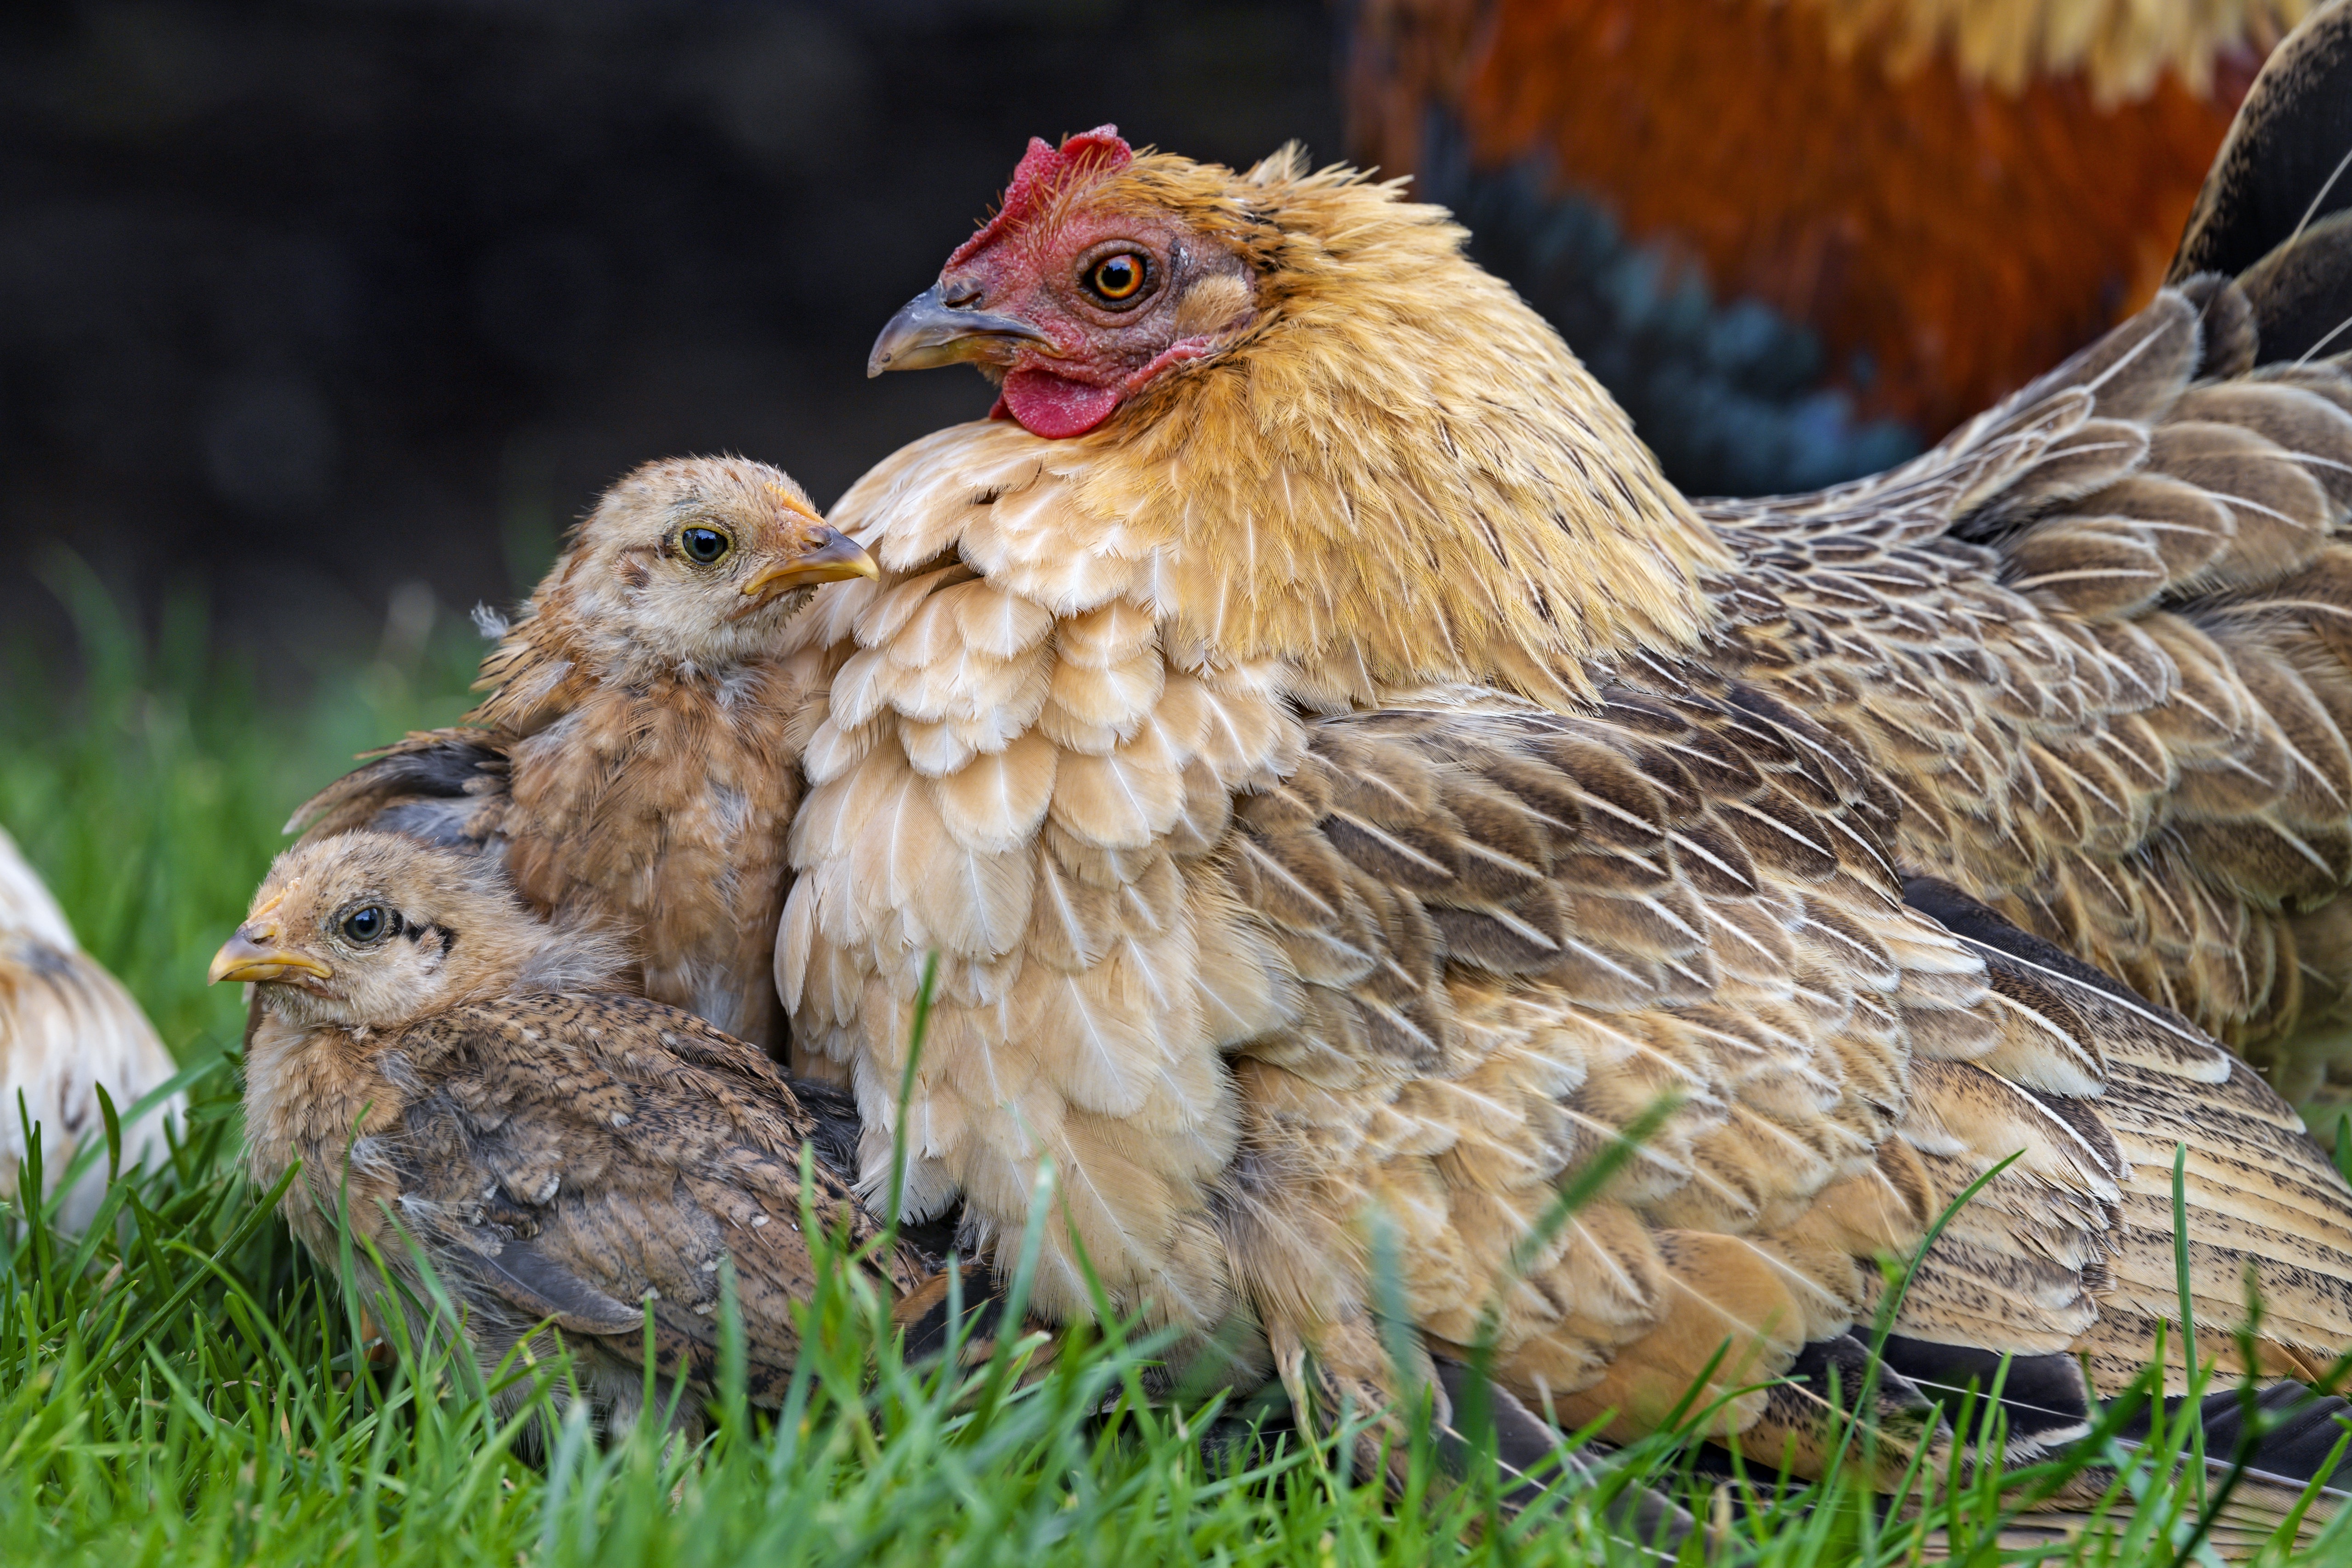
[209,832,619,1030]
[548,456,875,676]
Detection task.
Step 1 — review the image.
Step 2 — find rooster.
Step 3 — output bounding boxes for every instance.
[780,0,2352,1508]
[1346,0,2308,495]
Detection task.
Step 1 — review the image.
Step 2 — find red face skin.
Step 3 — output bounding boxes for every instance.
[923,130,1257,439]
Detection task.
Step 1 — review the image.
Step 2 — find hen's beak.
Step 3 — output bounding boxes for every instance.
[868,282,1051,377]
[208,925,333,986]
[735,527,879,614]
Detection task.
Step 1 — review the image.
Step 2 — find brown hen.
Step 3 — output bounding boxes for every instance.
[214,830,924,1435]
[292,456,876,1054]
[849,8,2352,1094]
[778,1,2352,1518]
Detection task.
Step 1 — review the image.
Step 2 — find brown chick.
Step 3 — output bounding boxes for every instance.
[213,830,923,1435]
[290,457,877,1055]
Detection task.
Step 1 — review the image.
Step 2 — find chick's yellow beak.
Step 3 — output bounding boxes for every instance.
[734,526,879,613]
[207,925,333,986]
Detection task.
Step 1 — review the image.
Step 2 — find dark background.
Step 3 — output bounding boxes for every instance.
[0,0,1340,672]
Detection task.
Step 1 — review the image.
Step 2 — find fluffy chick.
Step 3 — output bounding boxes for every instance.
[291,457,876,1054]
[215,830,922,1434]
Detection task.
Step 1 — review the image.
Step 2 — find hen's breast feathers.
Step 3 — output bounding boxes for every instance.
[785,418,2352,1466]
[1710,281,2352,1081]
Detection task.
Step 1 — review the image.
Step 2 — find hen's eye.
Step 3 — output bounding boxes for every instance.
[341,906,395,945]
[679,526,731,565]
[1086,253,1147,304]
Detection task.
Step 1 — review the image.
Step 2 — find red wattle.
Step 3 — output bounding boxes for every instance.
[1001,368,1120,439]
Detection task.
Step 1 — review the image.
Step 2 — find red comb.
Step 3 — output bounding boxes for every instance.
[946,126,1134,268]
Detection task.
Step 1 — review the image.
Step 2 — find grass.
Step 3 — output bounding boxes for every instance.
[3,567,2350,1567]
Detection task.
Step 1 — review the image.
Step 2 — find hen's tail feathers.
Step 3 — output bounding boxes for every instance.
[2172,0,2352,369]
[2171,0,2352,289]
[1423,1355,1696,1555]
[2116,1381,2352,1490]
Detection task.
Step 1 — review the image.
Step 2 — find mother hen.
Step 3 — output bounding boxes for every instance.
[780,0,2352,1500]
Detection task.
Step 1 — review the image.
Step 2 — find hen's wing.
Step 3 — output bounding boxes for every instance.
[1707,2,2352,1088]
[1212,677,2352,1487]
[0,825,181,1228]
[384,992,917,1404]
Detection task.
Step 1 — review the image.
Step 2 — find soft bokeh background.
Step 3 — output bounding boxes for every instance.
[0,0,1341,671]
[0,0,1338,1058]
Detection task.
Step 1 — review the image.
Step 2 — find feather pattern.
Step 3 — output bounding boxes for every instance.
[0,825,182,1228]
[792,18,2352,1521]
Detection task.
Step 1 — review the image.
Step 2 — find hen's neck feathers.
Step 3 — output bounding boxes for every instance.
[1074,153,1727,702]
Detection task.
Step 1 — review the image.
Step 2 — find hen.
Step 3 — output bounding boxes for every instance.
[290,456,876,1053]
[0,823,182,1227]
[215,830,925,1435]
[856,6,2352,1100]
[779,0,2352,1509]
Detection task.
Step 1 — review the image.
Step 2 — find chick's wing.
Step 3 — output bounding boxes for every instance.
[288,730,510,854]
[384,992,912,1397]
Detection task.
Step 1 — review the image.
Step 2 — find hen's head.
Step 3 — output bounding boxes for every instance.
[868,128,1268,438]
[532,457,876,677]
[209,832,624,1032]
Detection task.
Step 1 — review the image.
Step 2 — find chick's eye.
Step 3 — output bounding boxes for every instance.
[341,906,393,945]
[679,527,731,565]
[1087,253,1147,304]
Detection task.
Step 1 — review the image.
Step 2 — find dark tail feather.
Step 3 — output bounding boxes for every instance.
[1873,1335,2096,1460]
[2171,0,2352,285]
[2239,211,2352,365]
[1426,1355,1694,1557]
[2118,1381,2352,1489]
[1900,876,2157,1012]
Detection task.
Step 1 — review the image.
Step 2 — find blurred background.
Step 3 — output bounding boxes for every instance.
[3,0,2303,673]
[0,0,1345,672]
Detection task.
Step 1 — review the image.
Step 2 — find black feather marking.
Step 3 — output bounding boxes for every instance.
[1427,1354,1693,1551]
[895,1257,1010,1362]
[1875,1335,2093,1448]
[2116,1381,2352,1487]
[463,1232,645,1336]
[2241,212,2352,366]
[355,738,503,800]
[788,1076,864,1182]
[2171,1,2352,283]
[1900,876,2151,1011]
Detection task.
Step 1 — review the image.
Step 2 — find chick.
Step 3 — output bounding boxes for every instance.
[290,457,876,1054]
[213,830,922,1433]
